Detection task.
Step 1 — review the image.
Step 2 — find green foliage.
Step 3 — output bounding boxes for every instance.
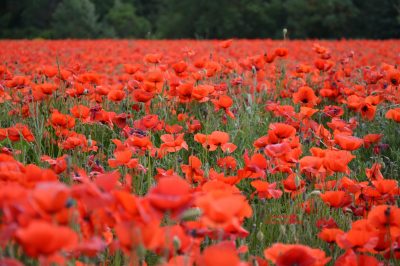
[51,0,100,38]
[285,0,358,39]
[91,0,114,19]
[1,0,399,39]
[156,0,285,39]
[352,0,400,39]
[106,0,151,38]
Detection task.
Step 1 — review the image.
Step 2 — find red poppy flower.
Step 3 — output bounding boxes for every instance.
[50,110,75,129]
[323,105,344,118]
[144,53,162,64]
[359,102,376,121]
[316,218,338,229]
[299,156,325,178]
[363,134,382,148]
[15,221,77,257]
[36,83,57,95]
[73,237,106,257]
[181,155,204,183]
[283,173,306,197]
[314,59,333,71]
[386,108,400,122]
[386,70,400,86]
[217,156,237,170]
[107,89,125,102]
[239,152,268,178]
[212,95,235,118]
[115,220,163,253]
[197,241,241,266]
[336,219,379,252]
[365,163,384,181]
[275,48,288,57]
[133,89,154,103]
[293,86,319,107]
[323,149,355,173]
[0,258,24,266]
[6,124,35,142]
[264,243,330,266]
[160,133,188,155]
[318,228,344,243]
[123,63,141,74]
[334,133,364,151]
[367,205,400,232]
[135,114,163,131]
[172,61,188,75]
[320,191,352,208]
[194,131,236,153]
[32,182,70,213]
[147,176,192,217]
[219,39,233,49]
[196,184,252,232]
[251,180,282,199]
[267,123,296,144]
[335,249,380,266]
[163,255,194,266]
[70,105,90,120]
[192,85,213,102]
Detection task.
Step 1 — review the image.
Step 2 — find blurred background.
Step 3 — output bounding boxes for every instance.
[1,0,399,39]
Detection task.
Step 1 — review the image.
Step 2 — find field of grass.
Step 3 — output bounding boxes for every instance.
[0,39,399,266]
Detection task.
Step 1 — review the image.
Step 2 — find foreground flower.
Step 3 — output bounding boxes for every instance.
[197,241,242,266]
[196,180,252,235]
[147,176,192,218]
[293,86,319,107]
[264,243,330,266]
[386,108,400,122]
[15,220,78,257]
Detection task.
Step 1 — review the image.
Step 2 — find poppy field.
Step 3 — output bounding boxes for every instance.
[1,39,400,266]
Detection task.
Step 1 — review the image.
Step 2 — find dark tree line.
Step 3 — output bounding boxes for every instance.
[1,0,399,39]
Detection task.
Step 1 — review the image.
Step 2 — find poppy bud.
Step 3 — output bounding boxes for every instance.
[344,207,353,215]
[294,175,301,188]
[256,230,264,242]
[181,207,202,221]
[309,190,321,196]
[252,66,257,75]
[247,93,253,107]
[279,225,287,236]
[283,28,288,39]
[88,135,92,147]
[136,244,146,259]
[173,236,181,251]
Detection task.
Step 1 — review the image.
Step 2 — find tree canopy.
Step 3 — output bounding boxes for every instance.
[1,0,399,39]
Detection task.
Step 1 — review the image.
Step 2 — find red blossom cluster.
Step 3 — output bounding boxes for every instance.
[0,39,399,266]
